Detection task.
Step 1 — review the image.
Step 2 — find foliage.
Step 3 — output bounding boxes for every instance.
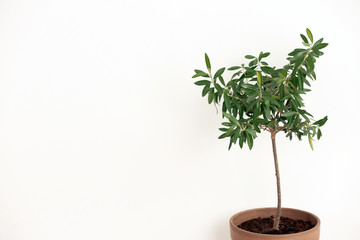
[193,29,328,150]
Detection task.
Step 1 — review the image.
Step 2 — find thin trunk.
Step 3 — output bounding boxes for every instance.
[271,132,281,230]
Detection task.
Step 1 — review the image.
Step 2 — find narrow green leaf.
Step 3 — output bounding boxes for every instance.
[194,80,211,86]
[214,67,226,79]
[221,122,232,127]
[224,94,231,112]
[205,53,211,71]
[239,134,244,148]
[252,118,268,124]
[306,28,313,43]
[245,55,256,59]
[232,127,240,143]
[228,66,241,71]
[208,88,214,104]
[308,133,314,151]
[226,125,236,135]
[253,124,260,133]
[307,56,315,73]
[214,83,223,93]
[317,128,322,140]
[313,116,328,126]
[249,59,257,67]
[201,85,210,97]
[260,66,273,74]
[218,133,228,139]
[192,72,209,78]
[262,52,270,58]
[218,75,225,86]
[246,133,253,150]
[282,111,297,117]
[313,43,328,50]
[300,34,308,43]
[313,38,323,47]
[263,105,271,120]
[245,128,257,138]
[246,92,258,103]
[223,112,238,125]
[194,69,209,75]
[228,141,233,150]
[256,72,262,86]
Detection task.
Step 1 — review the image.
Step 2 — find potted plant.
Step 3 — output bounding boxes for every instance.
[192,28,328,240]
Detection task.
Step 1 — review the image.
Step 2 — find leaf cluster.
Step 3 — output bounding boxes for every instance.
[193,29,328,150]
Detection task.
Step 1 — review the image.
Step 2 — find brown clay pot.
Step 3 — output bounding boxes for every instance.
[230,207,320,240]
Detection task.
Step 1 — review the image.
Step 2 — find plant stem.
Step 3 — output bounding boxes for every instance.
[271,131,281,230]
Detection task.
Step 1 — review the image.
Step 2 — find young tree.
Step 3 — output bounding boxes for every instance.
[192,29,328,230]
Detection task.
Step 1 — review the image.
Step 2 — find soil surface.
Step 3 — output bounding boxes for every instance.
[238,216,315,234]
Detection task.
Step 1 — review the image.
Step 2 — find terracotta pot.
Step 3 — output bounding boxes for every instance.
[229,207,320,240]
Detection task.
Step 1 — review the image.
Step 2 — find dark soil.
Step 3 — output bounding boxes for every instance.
[238,216,315,234]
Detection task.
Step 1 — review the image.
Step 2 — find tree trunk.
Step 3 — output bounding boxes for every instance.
[271,131,281,230]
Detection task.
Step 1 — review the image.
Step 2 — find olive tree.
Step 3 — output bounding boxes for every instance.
[192,29,328,230]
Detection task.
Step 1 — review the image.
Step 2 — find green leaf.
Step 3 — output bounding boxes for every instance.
[194,80,211,86]
[252,118,268,124]
[249,59,258,67]
[245,55,256,59]
[263,105,271,120]
[226,125,236,135]
[194,69,209,75]
[201,85,210,97]
[256,72,262,86]
[224,94,231,112]
[239,134,244,148]
[218,75,226,86]
[313,116,328,126]
[221,122,232,127]
[313,38,323,46]
[260,66,273,74]
[232,127,240,143]
[246,92,258,103]
[261,52,270,58]
[218,133,228,139]
[313,43,328,50]
[307,56,315,73]
[306,28,313,43]
[223,112,239,125]
[253,124,260,133]
[282,111,297,117]
[246,133,253,150]
[214,83,223,93]
[214,67,226,79]
[300,34,308,43]
[208,88,214,104]
[228,141,233,150]
[245,127,257,138]
[228,66,241,70]
[317,128,322,140]
[192,72,209,78]
[308,133,314,151]
[205,53,211,71]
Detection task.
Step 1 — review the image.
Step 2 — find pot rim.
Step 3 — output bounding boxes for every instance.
[230,207,320,237]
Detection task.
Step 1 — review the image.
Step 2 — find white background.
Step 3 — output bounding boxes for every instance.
[1,0,359,239]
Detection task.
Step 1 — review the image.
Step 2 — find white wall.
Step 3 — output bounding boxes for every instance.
[0,0,359,239]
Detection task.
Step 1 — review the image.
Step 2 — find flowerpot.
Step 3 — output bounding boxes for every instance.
[229,207,320,240]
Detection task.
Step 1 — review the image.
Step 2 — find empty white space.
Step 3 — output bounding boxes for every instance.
[0,0,359,239]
